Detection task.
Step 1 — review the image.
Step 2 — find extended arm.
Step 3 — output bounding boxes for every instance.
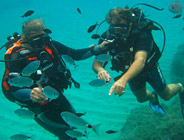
[109,50,147,96]
[52,41,108,61]
[93,59,111,81]
[53,40,110,61]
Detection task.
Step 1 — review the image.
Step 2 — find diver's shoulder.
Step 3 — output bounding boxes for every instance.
[135,29,152,39]
[51,40,66,47]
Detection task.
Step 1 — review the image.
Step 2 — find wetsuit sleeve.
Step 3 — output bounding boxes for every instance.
[52,40,102,60]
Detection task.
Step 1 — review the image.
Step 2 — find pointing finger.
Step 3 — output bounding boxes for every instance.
[109,85,115,96]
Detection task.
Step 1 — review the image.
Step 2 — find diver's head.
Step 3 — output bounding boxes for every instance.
[21,19,51,48]
[22,19,45,38]
[105,6,133,41]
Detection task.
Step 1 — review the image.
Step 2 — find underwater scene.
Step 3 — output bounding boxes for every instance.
[0,0,184,140]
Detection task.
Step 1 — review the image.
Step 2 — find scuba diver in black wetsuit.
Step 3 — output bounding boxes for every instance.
[1,19,105,140]
[92,5,184,115]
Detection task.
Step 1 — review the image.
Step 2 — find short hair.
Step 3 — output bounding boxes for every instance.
[22,19,45,36]
[105,6,132,25]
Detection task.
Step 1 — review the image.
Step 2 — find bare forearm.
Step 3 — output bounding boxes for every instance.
[92,60,104,74]
[120,59,145,82]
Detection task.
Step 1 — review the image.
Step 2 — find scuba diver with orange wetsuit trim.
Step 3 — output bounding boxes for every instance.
[1,19,106,140]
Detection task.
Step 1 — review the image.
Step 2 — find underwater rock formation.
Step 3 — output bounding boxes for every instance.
[119,44,184,140]
[171,44,184,83]
[119,99,184,140]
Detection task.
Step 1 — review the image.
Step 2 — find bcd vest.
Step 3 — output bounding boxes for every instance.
[2,40,76,95]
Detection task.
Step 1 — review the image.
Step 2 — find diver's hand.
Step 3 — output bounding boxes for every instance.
[90,41,112,55]
[99,41,112,51]
[97,68,111,81]
[30,87,48,103]
[109,79,127,96]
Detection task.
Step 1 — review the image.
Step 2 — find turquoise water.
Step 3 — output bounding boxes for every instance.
[0,0,184,139]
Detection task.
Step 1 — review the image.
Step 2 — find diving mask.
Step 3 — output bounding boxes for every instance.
[29,34,51,48]
[108,24,129,39]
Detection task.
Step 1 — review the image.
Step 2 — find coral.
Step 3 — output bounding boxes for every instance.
[119,99,184,140]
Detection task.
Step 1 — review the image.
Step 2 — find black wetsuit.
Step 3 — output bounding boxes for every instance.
[2,40,97,140]
[99,28,166,92]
